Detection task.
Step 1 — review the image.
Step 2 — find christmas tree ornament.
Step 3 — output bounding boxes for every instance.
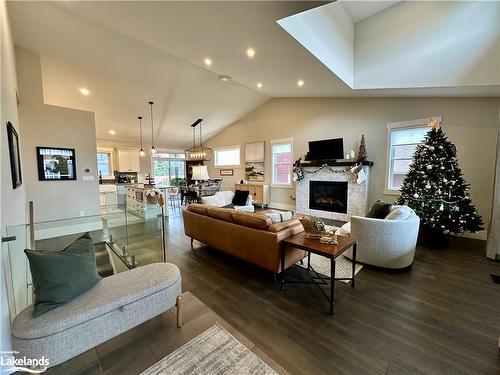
[428,119,440,129]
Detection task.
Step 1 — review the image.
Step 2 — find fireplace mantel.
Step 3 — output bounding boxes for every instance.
[299,160,374,167]
[295,165,370,222]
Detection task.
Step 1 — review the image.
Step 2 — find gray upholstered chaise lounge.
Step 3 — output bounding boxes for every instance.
[11,262,182,368]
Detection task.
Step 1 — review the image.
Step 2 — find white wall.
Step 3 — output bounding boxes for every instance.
[278,1,354,87]
[354,1,500,88]
[0,0,26,367]
[205,97,500,238]
[16,47,100,222]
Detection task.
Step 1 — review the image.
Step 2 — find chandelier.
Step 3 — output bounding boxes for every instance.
[185,119,212,161]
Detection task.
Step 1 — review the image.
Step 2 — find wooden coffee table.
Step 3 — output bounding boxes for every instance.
[280,234,357,315]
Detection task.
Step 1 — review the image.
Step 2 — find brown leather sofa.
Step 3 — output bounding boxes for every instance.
[183,204,306,274]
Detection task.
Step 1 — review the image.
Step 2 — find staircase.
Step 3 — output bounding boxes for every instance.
[94,242,114,277]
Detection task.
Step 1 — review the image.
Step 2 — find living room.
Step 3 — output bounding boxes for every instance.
[1,1,500,374]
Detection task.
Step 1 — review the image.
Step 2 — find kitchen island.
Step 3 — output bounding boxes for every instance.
[126,186,169,219]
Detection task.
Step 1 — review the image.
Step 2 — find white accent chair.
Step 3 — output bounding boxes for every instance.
[200,190,255,212]
[339,206,420,269]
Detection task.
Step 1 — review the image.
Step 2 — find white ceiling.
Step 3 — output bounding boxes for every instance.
[7,1,500,149]
[279,1,500,91]
[340,0,401,23]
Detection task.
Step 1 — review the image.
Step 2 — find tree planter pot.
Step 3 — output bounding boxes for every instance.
[418,227,449,249]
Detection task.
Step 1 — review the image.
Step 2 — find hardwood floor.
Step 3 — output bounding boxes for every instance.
[42,291,285,375]
[164,211,500,375]
[44,210,500,374]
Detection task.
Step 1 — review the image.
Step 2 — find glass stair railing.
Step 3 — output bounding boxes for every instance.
[3,202,167,318]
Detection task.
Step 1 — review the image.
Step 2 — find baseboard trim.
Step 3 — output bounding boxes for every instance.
[269,202,296,211]
[451,229,487,241]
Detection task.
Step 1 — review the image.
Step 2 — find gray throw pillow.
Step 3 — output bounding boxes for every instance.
[280,211,294,221]
[265,212,282,223]
[25,233,101,317]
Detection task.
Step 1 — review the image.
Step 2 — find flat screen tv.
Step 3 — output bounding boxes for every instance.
[307,138,344,161]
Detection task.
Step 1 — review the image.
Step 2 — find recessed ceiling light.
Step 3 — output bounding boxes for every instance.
[204,58,212,66]
[218,75,232,82]
[256,82,263,89]
[109,130,116,135]
[246,48,255,58]
[79,87,90,96]
[297,80,305,87]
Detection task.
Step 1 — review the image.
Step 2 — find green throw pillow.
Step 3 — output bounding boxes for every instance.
[367,200,392,219]
[25,233,101,317]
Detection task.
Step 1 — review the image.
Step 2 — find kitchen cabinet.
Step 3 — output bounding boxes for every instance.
[117,150,140,172]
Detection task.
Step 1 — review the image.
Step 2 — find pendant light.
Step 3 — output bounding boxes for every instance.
[138,116,146,157]
[149,101,156,154]
[185,119,212,161]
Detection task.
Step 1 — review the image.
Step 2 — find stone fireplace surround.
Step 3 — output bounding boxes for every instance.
[295,165,371,222]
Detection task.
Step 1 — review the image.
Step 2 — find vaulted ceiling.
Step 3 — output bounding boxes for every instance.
[7,1,500,150]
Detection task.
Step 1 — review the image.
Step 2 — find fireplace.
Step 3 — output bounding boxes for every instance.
[309,181,348,214]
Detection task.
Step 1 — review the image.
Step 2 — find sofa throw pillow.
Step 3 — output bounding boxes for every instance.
[367,200,392,219]
[385,205,412,220]
[232,189,250,206]
[265,212,282,223]
[280,211,294,221]
[265,210,294,223]
[337,222,351,237]
[25,233,101,317]
[222,203,235,209]
[201,192,226,207]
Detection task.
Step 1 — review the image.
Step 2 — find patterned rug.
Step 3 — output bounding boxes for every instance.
[140,324,278,375]
[297,254,363,283]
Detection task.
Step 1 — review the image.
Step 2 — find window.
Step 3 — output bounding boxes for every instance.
[271,138,293,187]
[214,146,240,167]
[97,152,112,178]
[386,117,440,193]
[152,153,186,186]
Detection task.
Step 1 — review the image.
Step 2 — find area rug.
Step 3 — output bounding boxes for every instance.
[140,324,278,375]
[297,254,363,283]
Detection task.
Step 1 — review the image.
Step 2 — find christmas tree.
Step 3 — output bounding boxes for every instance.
[395,123,483,235]
[356,134,368,162]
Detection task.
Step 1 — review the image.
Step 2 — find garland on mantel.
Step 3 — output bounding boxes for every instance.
[293,158,361,182]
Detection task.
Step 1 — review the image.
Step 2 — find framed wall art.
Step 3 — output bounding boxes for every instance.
[6,122,22,189]
[37,146,77,181]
